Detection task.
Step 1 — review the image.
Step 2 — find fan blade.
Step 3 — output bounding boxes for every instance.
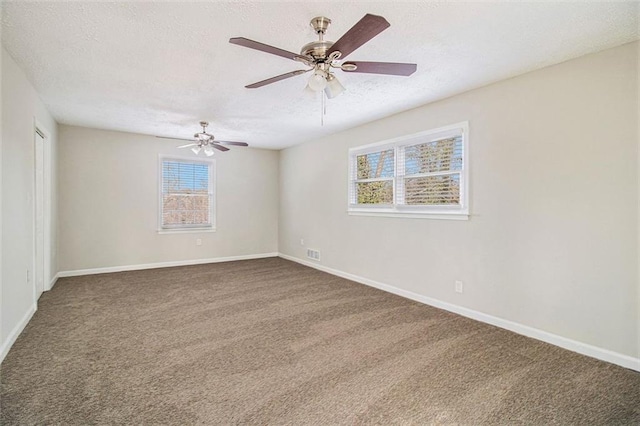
[327,14,390,59]
[245,69,310,89]
[211,143,230,152]
[215,141,249,147]
[156,136,196,142]
[229,37,312,64]
[341,61,417,76]
[177,143,198,148]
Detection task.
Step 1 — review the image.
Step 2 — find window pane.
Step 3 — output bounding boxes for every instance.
[357,149,394,179]
[404,136,462,175]
[404,174,460,205]
[356,181,393,204]
[162,161,209,194]
[161,160,211,227]
[162,195,211,226]
[193,210,208,225]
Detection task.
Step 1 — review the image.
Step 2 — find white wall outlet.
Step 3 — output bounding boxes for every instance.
[196,238,202,246]
[300,238,304,246]
[455,280,464,293]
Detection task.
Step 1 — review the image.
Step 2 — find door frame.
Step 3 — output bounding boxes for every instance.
[33,119,52,303]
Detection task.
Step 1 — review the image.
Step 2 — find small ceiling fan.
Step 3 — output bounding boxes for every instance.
[230,13,417,98]
[157,121,249,156]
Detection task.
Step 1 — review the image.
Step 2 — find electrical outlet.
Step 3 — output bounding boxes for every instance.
[300,238,304,246]
[196,238,202,246]
[26,269,30,283]
[455,280,463,293]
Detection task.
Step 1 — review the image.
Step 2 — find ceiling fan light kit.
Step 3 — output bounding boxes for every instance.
[229,13,417,98]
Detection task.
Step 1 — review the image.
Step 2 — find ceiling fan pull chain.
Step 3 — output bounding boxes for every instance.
[321,91,326,126]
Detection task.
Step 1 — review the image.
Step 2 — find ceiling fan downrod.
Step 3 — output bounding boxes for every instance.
[301,16,337,62]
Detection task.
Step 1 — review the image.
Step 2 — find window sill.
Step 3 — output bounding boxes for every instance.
[157,227,217,235]
[348,210,469,220]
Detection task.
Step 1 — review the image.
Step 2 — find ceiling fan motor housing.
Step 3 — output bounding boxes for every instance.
[300,40,334,60]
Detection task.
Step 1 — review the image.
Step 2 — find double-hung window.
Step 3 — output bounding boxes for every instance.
[348,122,468,219]
[159,157,215,231]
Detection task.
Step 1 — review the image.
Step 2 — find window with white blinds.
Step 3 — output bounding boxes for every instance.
[348,122,468,218]
[159,158,215,230]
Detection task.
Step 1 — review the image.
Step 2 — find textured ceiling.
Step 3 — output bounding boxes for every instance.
[2,1,638,149]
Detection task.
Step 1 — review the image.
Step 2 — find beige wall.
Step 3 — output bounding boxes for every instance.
[1,47,58,349]
[279,42,639,358]
[58,125,279,271]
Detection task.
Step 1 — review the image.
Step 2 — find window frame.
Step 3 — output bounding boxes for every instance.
[348,122,469,220]
[158,155,216,233]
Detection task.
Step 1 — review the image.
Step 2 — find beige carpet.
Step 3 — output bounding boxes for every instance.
[1,257,639,425]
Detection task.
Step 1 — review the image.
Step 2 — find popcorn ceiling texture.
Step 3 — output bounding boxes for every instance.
[1,2,638,149]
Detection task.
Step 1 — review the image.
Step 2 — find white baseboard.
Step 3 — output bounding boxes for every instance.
[46,273,59,291]
[57,252,279,278]
[0,303,37,365]
[278,253,640,372]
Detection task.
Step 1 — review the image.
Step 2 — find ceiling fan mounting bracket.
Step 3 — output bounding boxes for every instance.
[310,16,331,35]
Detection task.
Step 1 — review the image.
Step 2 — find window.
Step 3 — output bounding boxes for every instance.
[159,157,215,231]
[348,122,468,219]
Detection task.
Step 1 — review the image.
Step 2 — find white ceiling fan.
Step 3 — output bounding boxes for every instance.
[157,121,249,156]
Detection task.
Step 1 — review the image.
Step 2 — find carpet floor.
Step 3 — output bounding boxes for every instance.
[1,257,639,425]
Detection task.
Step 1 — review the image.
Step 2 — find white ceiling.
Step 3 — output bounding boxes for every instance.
[2,1,638,149]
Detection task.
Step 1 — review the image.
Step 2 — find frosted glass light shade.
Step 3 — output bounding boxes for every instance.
[307,69,327,91]
[204,146,215,157]
[324,74,345,99]
[191,146,202,155]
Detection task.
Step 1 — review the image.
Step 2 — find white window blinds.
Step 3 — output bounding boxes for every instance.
[348,122,468,218]
[160,159,214,229]
[399,135,463,206]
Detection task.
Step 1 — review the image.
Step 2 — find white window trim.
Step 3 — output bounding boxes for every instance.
[157,155,217,233]
[348,121,469,220]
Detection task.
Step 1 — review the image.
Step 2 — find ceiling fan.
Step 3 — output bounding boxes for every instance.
[157,121,249,156]
[229,14,417,98]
